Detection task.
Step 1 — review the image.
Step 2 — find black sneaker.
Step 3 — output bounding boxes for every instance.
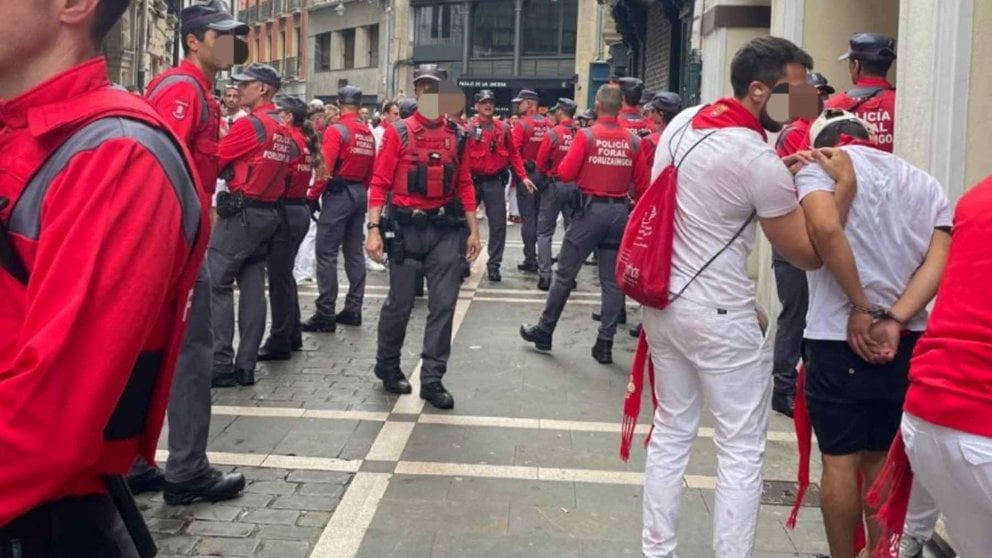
[335,310,362,327]
[420,382,454,410]
[772,394,795,419]
[517,261,538,273]
[163,468,246,506]
[211,369,237,388]
[257,346,291,361]
[300,314,336,333]
[375,367,412,394]
[235,368,255,386]
[127,468,165,495]
[488,268,502,282]
[537,277,551,291]
[520,324,552,351]
[591,339,613,364]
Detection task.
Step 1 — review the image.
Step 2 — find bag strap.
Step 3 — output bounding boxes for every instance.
[670,209,756,304]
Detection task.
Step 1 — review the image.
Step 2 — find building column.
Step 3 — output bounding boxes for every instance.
[331,30,344,70]
[699,0,771,102]
[513,0,523,76]
[355,25,371,68]
[462,3,471,75]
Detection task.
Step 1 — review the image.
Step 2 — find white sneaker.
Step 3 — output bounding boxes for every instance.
[366,255,386,272]
[899,535,926,558]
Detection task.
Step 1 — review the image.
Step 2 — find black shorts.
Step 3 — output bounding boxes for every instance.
[803,332,921,456]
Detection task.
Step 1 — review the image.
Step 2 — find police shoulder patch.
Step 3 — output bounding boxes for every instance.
[173,99,190,120]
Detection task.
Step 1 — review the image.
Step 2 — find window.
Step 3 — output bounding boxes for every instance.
[472,1,514,58]
[280,30,286,61]
[315,32,330,71]
[341,28,356,70]
[522,0,578,56]
[337,79,349,90]
[255,38,261,63]
[368,25,379,68]
[295,29,301,58]
[414,5,464,45]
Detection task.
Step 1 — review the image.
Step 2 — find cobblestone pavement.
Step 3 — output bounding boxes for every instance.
[140,224,847,558]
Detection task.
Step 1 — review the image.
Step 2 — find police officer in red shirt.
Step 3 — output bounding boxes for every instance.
[258,95,322,361]
[210,64,293,387]
[301,85,377,333]
[510,89,548,273]
[520,85,649,364]
[830,32,897,152]
[641,91,683,168]
[774,72,834,158]
[465,89,529,282]
[0,0,207,551]
[533,98,580,290]
[127,0,249,505]
[616,77,655,134]
[366,64,481,409]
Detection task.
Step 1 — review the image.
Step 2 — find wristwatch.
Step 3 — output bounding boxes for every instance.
[366,222,380,231]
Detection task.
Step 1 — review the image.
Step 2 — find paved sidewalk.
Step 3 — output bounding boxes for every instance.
[139,232,838,558]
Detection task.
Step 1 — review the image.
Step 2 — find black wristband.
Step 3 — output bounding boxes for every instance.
[366,222,380,231]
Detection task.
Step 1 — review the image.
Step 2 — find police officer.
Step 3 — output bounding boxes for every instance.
[0,0,207,549]
[127,0,249,504]
[616,77,654,133]
[301,86,377,332]
[365,64,481,409]
[465,89,529,282]
[510,89,549,273]
[831,32,897,152]
[774,72,834,157]
[640,91,683,174]
[520,85,649,364]
[533,97,580,290]
[258,96,321,361]
[211,64,292,387]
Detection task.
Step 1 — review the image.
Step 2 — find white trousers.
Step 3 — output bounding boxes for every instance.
[903,413,992,558]
[904,477,939,540]
[641,299,772,558]
[293,219,318,283]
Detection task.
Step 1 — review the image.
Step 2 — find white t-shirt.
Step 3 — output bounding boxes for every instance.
[651,105,799,310]
[372,124,387,152]
[797,145,952,340]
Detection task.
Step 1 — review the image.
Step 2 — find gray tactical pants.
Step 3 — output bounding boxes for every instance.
[772,255,808,397]
[131,261,214,483]
[515,169,541,266]
[537,180,578,280]
[477,177,507,271]
[265,203,311,351]
[209,207,281,373]
[314,183,367,318]
[376,222,464,383]
[538,199,628,341]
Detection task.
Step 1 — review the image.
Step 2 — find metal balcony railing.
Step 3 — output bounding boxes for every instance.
[259,0,272,20]
[274,0,285,15]
[289,0,302,10]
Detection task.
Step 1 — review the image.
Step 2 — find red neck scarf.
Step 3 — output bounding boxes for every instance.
[834,133,882,151]
[691,97,767,140]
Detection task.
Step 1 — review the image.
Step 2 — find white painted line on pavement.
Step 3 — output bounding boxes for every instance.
[685,475,719,490]
[263,455,361,473]
[395,460,540,481]
[309,472,392,558]
[538,467,643,485]
[303,409,391,422]
[473,296,601,306]
[364,421,416,462]
[419,414,541,430]
[213,405,305,418]
[475,288,601,297]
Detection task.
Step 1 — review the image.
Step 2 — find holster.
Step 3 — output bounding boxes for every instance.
[325,177,348,195]
[216,190,245,218]
[382,216,405,265]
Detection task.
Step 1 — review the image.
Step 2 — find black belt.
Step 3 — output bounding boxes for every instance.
[473,171,507,181]
[282,198,308,206]
[584,194,627,204]
[244,198,279,209]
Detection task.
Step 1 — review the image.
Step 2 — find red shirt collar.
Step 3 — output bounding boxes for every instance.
[179,59,214,94]
[253,102,277,115]
[620,107,642,116]
[855,76,894,89]
[558,119,574,127]
[596,116,620,126]
[412,111,446,127]
[0,57,110,130]
[339,112,362,123]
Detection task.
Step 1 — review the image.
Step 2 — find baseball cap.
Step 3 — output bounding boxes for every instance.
[397,97,419,119]
[617,77,644,93]
[474,89,496,103]
[413,64,448,83]
[337,85,363,106]
[838,32,897,61]
[275,95,307,119]
[181,0,249,35]
[550,98,577,112]
[806,72,836,94]
[809,109,870,146]
[511,89,539,103]
[646,92,683,114]
[230,63,282,89]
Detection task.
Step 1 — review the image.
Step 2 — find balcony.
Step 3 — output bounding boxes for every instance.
[243,4,257,25]
[259,0,272,20]
[289,0,302,10]
[273,0,285,15]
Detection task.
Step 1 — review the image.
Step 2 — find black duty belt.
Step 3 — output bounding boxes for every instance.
[584,194,627,204]
[281,198,308,206]
[243,198,279,209]
[473,171,507,181]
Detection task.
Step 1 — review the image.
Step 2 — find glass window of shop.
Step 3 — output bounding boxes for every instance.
[472,1,515,58]
[415,5,465,46]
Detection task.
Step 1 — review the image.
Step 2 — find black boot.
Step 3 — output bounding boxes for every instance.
[420,382,455,410]
[772,393,795,418]
[235,368,255,386]
[300,314,336,332]
[591,339,613,364]
[335,310,362,327]
[257,340,291,361]
[291,334,303,351]
[517,261,538,273]
[127,469,165,495]
[628,323,642,338]
[375,367,412,394]
[537,276,551,291]
[211,369,237,388]
[488,268,502,282]
[163,468,246,506]
[519,324,552,351]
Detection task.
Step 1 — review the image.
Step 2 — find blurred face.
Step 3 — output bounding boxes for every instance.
[384,105,400,123]
[187,29,248,74]
[749,62,809,133]
[848,59,861,84]
[360,107,370,121]
[645,107,664,125]
[516,99,535,115]
[278,109,294,126]
[475,99,494,118]
[223,88,240,112]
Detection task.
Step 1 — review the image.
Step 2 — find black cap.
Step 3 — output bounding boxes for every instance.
[511,89,539,103]
[580,108,596,121]
[230,63,282,89]
[275,95,307,119]
[839,32,896,61]
[337,85,363,106]
[397,97,419,119]
[550,98,577,112]
[617,77,644,92]
[181,0,249,35]
[413,64,448,83]
[639,89,656,105]
[474,89,496,103]
[646,92,683,114]
[806,72,835,94]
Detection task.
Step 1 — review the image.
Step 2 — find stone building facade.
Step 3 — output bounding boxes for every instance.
[103,0,179,90]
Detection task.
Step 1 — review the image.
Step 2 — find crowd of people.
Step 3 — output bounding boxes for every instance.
[3,1,992,557]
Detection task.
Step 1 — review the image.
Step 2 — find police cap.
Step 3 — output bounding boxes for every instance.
[806,72,835,95]
[838,32,896,62]
[550,98,577,113]
[646,92,683,115]
[617,77,644,94]
[580,108,596,121]
[275,95,307,120]
[181,0,249,35]
[337,85,363,106]
[474,89,496,103]
[511,89,539,103]
[397,97,419,119]
[230,63,281,89]
[413,64,448,83]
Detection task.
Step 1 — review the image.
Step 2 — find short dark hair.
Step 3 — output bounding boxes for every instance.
[813,120,871,148]
[181,28,209,56]
[621,88,642,107]
[382,101,398,114]
[559,106,577,118]
[93,0,131,46]
[857,58,894,77]
[730,36,814,98]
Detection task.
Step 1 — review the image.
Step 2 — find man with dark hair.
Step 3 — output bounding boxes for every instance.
[127,0,249,505]
[616,77,653,133]
[799,109,950,558]
[1,0,208,550]
[510,89,545,274]
[829,33,897,152]
[639,36,826,557]
[374,100,400,150]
